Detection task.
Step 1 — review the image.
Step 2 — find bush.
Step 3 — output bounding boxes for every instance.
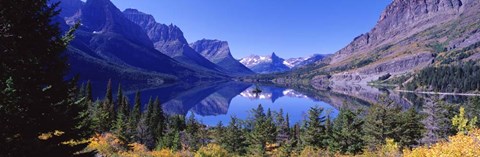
[298,146,331,157]
[403,128,480,157]
[195,144,230,157]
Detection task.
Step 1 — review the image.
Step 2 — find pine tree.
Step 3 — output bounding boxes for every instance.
[93,100,110,132]
[113,103,129,141]
[276,109,290,142]
[85,80,92,102]
[363,104,401,150]
[330,108,364,155]
[116,83,124,113]
[214,121,225,145]
[151,97,165,145]
[157,115,184,151]
[130,91,142,126]
[186,112,200,151]
[128,91,142,142]
[223,116,247,155]
[265,108,277,144]
[0,0,91,155]
[397,107,425,149]
[323,111,333,148]
[103,79,115,127]
[75,81,94,138]
[112,85,128,140]
[302,106,326,149]
[137,115,154,149]
[248,104,268,156]
[465,97,480,127]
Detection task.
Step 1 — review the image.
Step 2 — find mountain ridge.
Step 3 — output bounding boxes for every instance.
[191,39,254,76]
[122,9,228,74]
[280,0,480,87]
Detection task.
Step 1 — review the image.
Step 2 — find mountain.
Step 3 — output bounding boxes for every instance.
[191,82,251,116]
[285,0,480,86]
[284,54,327,69]
[55,0,225,84]
[122,9,227,73]
[283,57,308,69]
[190,39,254,76]
[240,52,290,74]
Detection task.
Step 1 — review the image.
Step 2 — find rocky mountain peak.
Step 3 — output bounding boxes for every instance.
[123,9,226,73]
[191,39,232,60]
[123,9,188,47]
[331,0,470,64]
[79,0,154,48]
[191,39,254,75]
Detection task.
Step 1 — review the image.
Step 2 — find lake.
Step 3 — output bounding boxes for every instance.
[90,81,478,126]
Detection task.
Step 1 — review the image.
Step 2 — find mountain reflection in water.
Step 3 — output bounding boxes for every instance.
[91,81,477,126]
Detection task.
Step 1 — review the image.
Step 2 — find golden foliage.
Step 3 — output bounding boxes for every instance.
[194,144,230,157]
[360,138,401,157]
[87,133,194,157]
[87,133,126,156]
[298,146,331,157]
[403,128,480,157]
[452,107,477,133]
[38,130,65,140]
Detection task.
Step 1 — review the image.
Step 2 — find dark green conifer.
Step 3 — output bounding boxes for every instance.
[302,106,326,148]
[330,108,364,155]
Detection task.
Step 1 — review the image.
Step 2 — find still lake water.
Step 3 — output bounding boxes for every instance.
[91,80,478,126]
[92,81,339,126]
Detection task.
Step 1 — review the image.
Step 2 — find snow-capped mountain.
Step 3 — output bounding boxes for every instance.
[283,57,309,69]
[288,54,326,69]
[240,53,326,74]
[239,52,290,74]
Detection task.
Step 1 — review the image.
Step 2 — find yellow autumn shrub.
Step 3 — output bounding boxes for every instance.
[87,133,125,156]
[195,144,230,157]
[298,146,331,157]
[360,138,401,157]
[403,128,480,157]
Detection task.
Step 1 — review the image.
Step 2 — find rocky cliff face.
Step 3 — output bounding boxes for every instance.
[57,0,224,83]
[331,0,468,64]
[312,0,480,85]
[123,9,226,73]
[79,0,154,48]
[191,39,254,75]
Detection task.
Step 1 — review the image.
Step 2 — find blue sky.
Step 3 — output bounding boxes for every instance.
[110,0,392,59]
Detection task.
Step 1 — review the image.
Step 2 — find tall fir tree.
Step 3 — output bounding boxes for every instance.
[248,104,268,156]
[214,121,225,145]
[0,0,90,154]
[362,103,401,150]
[103,79,115,127]
[186,112,200,151]
[85,80,92,102]
[130,91,142,126]
[397,107,425,149]
[151,97,166,144]
[223,116,247,155]
[276,109,290,142]
[329,108,364,155]
[116,84,124,114]
[323,111,333,148]
[137,114,154,149]
[302,106,326,149]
